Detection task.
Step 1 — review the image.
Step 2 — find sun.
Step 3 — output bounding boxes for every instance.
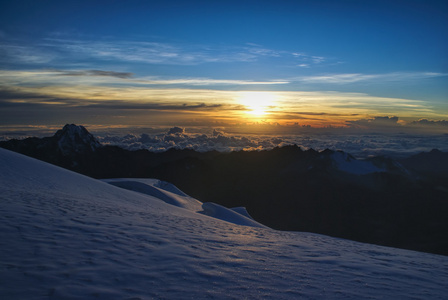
[238,91,277,117]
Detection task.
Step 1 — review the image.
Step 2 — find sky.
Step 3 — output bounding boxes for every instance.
[0,0,447,134]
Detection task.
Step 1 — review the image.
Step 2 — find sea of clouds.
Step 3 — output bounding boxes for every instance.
[92,126,448,158]
[1,123,447,158]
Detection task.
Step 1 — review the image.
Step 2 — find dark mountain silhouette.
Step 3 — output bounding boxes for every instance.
[0,124,100,169]
[54,124,101,155]
[1,124,448,255]
[399,149,448,189]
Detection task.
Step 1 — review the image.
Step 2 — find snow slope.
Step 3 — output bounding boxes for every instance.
[1,148,447,299]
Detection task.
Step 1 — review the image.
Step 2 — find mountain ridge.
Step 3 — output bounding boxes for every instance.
[1,124,447,255]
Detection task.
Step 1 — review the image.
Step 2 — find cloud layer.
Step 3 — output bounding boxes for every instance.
[92,126,448,158]
[1,120,447,158]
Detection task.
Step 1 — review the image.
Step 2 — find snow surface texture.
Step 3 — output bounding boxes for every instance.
[1,148,448,299]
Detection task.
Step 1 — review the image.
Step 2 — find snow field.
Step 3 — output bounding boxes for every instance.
[1,148,447,299]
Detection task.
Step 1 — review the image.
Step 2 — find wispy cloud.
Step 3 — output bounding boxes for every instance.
[0,70,289,89]
[49,39,198,65]
[294,72,448,84]
[83,101,233,111]
[48,39,328,66]
[135,77,289,86]
[0,86,243,113]
[346,116,401,128]
[291,52,326,66]
[1,69,446,128]
[0,82,441,123]
[0,35,329,68]
[52,69,134,79]
[0,44,54,64]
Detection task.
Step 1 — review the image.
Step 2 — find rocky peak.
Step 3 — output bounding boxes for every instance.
[53,124,101,155]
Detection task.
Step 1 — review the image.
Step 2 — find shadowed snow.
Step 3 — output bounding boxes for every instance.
[1,148,447,299]
[101,178,202,212]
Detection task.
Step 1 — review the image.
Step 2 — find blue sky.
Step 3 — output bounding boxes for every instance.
[0,0,447,131]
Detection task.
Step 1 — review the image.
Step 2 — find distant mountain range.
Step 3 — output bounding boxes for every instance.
[1,124,448,255]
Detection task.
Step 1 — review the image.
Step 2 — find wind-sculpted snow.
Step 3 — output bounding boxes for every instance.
[1,148,448,299]
[200,202,269,229]
[103,178,189,197]
[230,206,256,220]
[101,178,202,212]
[101,178,267,228]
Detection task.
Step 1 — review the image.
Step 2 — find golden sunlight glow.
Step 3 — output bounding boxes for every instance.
[238,91,277,117]
[2,70,446,128]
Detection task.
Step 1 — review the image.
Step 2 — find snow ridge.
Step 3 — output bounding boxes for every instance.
[200,202,269,229]
[101,178,267,228]
[101,178,203,212]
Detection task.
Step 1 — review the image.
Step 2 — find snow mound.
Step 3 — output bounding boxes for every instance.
[101,179,265,228]
[332,151,385,175]
[1,148,447,299]
[230,206,256,220]
[201,202,268,229]
[102,178,202,212]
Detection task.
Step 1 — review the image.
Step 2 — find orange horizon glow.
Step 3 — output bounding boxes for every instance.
[1,70,447,130]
